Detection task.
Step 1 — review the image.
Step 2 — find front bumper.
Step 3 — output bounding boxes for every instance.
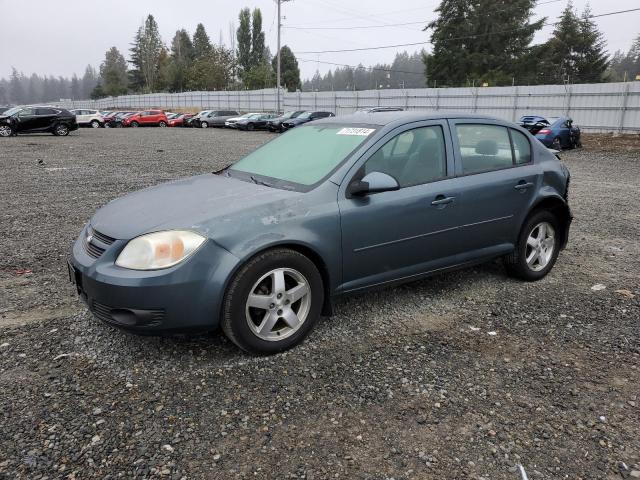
[69,226,239,334]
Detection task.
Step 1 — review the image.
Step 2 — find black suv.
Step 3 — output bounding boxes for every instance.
[0,106,79,137]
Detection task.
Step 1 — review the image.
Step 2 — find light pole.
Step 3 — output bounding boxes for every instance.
[276,0,292,113]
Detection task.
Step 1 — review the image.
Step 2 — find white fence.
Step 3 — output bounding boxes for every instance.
[55,82,640,133]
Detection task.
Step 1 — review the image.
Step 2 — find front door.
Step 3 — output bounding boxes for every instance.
[338,121,464,292]
[15,107,38,132]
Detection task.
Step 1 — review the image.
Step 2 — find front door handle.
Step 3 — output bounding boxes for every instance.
[514,181,534,190]
[431,195,455,206]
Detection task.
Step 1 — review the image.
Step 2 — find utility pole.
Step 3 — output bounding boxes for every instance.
[276,0,292,113]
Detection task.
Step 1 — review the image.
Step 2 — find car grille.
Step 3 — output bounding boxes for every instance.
[83,226,115,259]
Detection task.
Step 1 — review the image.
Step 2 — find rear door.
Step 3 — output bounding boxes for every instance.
[449,120,539,255]
[35,108,59,130]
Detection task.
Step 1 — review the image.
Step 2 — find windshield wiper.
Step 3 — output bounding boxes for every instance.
[250,175,273,187]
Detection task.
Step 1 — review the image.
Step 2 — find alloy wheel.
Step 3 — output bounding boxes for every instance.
[55,125,69,136]
[0,125,12,137]
[90,121,100,128]
[245,268,311,342]
[525,222,555,272]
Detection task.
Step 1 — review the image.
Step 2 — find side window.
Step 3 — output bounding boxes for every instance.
[363,125,447,188]
[456,124,513,175]
[36,108,57,115]
[18,108,36,117]
[511,129,532,164]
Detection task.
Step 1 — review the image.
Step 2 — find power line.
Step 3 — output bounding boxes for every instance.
[287,0,563,30]
[293,7,640,55]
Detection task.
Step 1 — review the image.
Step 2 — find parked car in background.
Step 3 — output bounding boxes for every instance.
[196,110,240,128]
[70,109,104,128]
[186,110,213,128]
[68,112,571,353]
[267,111,306,132]
[0,106,13,114]
[520,115,581,150]
[168,113,194,127]
[0,106,78,137]
[281,111,335,130]
[357,107,404,113]
[105,112,136,128]
[121,110,169,128]
[225,113,262,128]
[236,113,278,131]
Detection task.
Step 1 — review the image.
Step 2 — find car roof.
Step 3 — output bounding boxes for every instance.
[313,111,509,127]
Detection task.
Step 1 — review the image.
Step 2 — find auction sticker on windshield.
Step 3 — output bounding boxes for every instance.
[337,128,375,136]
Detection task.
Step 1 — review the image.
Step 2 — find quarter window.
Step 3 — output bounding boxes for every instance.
[511,129,532,164]
[363,125,447,188]
[456,124,513,175]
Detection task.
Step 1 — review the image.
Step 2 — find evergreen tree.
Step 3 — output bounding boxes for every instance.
[193,23,212,60]
[251,9,265,67]
[426,0,544,86]
[100,47,129,96]
[9,68,26,104]
[90,83,106,99]
[169,29,195,91]
[81,65,99,99]
[272,45,300,92]
[70,74,81,99]
[237,8,252,78]
[576,6,609,82]
[129,15,164,92]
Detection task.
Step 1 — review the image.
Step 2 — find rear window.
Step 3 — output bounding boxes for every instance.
[456,124,513,175]
[511,129,532,164]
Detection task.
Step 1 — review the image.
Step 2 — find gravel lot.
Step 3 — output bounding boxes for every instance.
[0,128,638,480]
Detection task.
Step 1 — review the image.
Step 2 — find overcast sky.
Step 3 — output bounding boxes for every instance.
[1,0,639,81]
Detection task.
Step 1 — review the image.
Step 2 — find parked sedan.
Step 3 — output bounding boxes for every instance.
[236,113,278,131]
[197,110,240,128]
[533,116,581,150]
[0,106,78,137]
[225,113,262,128]
[69,112,571,354]
[267,111,306,132]
[281,111,334,130]
[105,112,136,128]
[121,110,169,128]
[186,110,213,128]
[168,113,194,127]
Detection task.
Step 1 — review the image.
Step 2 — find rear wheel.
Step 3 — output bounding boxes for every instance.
[552,136,562,150]
[504,210,560,281]
[222,249,324,354]
[52,124,70,136]
[90,120,101,128]
[0,124,14,137]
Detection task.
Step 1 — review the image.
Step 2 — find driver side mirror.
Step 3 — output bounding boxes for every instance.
[347,171,400,197]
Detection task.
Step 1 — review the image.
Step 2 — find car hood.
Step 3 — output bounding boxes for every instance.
[90,174,301,240]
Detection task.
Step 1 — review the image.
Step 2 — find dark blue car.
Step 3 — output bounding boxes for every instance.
[519,115,581,150]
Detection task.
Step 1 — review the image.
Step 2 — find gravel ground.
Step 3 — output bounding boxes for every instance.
[0,128,638,480]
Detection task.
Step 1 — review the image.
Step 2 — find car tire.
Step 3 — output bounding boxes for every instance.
[158,121,167,128]
[552,136,562,150]
[201,122,209,128]
[247,123,255,131]
[504,210,561,281]
[221,248,324,354]
[52,124,70,137]
[116,123,123,128]
[0,124,14,137]
[90,120,101,129]
[130,121,139,128]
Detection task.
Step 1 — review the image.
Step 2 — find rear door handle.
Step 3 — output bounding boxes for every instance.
[431,195,455,206]
[514,182,534,190]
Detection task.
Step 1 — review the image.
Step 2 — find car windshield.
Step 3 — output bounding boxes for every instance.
[3,107,22,116]
[229,124,376,187]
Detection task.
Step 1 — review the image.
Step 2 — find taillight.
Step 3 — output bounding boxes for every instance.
[538,129,552,135]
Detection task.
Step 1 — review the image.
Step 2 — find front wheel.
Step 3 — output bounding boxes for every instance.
[52,124,70,136]
[552,136,562,150]
[221,249,324,354]
[0,124,14,137]
[504,210,561,281]
[90,120,101,128]
[201,121,209,128]
[130,121,139,128]
[247,123,255,131]
[158,121,167,128]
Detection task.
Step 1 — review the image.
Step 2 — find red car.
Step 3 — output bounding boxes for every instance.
[167,113,194,127]
[122,110,169,128]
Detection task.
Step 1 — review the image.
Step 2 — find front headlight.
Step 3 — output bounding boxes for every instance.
[115,230,206,270]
